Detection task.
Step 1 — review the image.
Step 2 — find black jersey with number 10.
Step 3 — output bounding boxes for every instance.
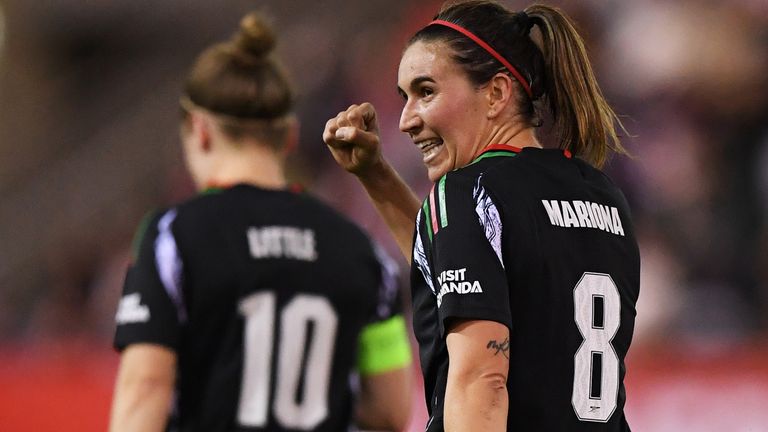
[114,184,404,431]
[411,146,640,431]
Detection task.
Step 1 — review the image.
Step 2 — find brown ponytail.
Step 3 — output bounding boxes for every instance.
[526,4,628,168]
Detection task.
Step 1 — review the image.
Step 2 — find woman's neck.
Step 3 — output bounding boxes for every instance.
[489,123,541,149]
[202,143,287,191]
[474,115,542,159]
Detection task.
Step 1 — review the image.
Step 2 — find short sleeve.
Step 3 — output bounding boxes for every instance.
[113,209,185,352]
[356,244,412,375]
[371,243,404,320]
[428,174,511,335]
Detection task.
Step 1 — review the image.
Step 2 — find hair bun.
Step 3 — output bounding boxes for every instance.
[233,12,276,59]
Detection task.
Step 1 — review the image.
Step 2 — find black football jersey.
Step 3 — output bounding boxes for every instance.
[114,184,404,431]
[411,146,639,431]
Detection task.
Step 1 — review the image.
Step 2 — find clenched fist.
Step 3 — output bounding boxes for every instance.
[322,103,384,177]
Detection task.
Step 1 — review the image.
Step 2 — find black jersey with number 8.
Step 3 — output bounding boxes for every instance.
[411,146,639,431]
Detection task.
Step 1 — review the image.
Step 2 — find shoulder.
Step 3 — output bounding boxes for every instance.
[291,190,379,252]
[437,154,517,207]
[446,146,530,195]
[417,169,497,244]
[130,207,173,261]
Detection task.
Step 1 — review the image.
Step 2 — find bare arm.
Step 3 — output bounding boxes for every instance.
[110,344,176,432]
[356,160,420,263]
[323,103,420,262]
[356,366,413,431]
[444,319,510,432]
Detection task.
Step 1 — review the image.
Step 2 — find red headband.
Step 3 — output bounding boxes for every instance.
[428,19,533,98]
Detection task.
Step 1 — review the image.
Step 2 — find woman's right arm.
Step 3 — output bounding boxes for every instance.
[323,103,420,263]
[110,344,176,432]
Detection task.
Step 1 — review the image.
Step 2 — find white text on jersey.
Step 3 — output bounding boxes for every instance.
[248,226,318,261]
[541,200,625,236]
[436,268,483,307]
[116,293,150,324]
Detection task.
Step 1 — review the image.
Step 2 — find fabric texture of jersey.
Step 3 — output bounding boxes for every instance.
[114,184,405,432]
[411,147,640,431]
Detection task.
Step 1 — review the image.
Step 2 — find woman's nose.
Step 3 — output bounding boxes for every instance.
[399,101,422,135]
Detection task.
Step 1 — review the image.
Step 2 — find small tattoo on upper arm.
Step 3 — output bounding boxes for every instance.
[486,337,510,358]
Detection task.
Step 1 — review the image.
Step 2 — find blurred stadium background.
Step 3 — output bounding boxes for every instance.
[0,0,767,430]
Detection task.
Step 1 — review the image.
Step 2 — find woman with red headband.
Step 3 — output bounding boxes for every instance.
[324,1,639,431]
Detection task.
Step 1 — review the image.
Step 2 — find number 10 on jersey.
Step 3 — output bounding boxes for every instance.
[238,291,338,430]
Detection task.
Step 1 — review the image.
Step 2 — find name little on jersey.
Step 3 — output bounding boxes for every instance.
[541,200,625,236]
[436,268,483,307]
[248,226,317,261]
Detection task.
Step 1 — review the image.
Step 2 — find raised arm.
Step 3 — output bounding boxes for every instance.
[323,103,421,262]
[110,343,176,432]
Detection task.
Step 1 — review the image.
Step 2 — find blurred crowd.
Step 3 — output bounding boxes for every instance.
[0,0,766,356]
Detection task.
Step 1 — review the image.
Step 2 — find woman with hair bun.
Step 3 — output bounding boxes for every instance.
[324,1,639,431]
[109,12,412,432]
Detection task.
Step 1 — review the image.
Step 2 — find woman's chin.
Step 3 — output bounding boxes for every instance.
[426,165,448,182]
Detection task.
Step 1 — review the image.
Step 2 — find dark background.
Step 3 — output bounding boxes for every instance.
[0,1,766,430]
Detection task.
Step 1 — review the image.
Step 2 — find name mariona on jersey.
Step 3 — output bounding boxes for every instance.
[247,226,317,261]
[541,199,625,236]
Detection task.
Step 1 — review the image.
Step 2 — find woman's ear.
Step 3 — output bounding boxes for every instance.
[486,72,514,119]
[190,111,213,153]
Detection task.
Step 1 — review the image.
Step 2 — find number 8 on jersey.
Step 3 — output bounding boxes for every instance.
[572,272,621,422]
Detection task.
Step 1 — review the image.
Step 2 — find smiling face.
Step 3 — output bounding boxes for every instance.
[398,40,491,182]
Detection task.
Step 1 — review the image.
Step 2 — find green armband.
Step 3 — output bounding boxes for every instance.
[357,315,412,375]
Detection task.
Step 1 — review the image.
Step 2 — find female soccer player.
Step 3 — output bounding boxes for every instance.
[323,1,640,431]
[110,12,412,432]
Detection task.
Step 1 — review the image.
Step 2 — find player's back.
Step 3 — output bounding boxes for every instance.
[482,148,640,430]
[120,184,392,431]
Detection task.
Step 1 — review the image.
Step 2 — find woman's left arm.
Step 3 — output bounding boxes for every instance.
[444,319,510,432]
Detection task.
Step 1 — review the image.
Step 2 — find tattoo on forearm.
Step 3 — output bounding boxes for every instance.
[486,337,510,358]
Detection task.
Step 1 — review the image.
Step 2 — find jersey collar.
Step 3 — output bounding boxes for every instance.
[471,144,573,164]
[483,144,523,153]
[470,144,522,165]
[201,182,305,195]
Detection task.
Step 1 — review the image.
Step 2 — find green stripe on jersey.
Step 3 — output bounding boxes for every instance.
[438,176,448,228]
[130,210,156,261]
[471,150,518,164]
[422,199,433,241]
[357,315,412,375]
[201,187,224,195]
